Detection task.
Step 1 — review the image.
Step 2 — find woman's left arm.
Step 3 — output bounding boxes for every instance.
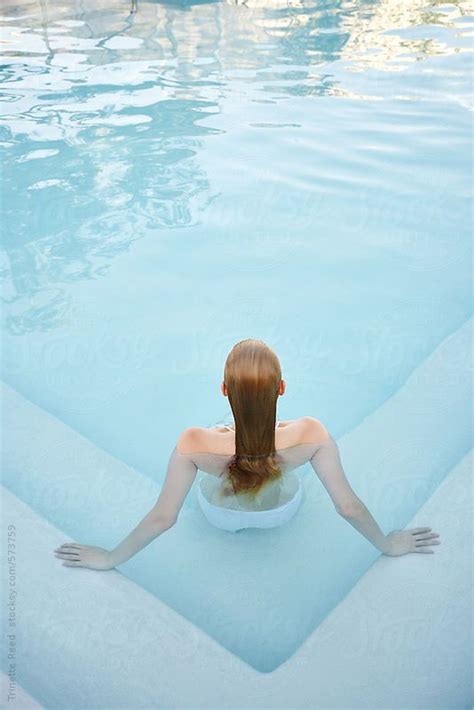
[53,434,198,570]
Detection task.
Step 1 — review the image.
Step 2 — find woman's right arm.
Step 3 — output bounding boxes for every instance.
[307,419,441,555]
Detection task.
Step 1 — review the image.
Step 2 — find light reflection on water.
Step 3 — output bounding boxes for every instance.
[1,0,472,331]
[0,0,472,478]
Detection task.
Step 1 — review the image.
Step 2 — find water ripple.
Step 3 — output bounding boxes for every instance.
[0,0,472,336]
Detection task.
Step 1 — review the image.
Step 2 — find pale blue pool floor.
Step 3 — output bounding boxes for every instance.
[2,317,471,672]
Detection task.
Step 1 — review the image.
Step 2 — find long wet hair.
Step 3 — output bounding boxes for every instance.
[223,338,283,498]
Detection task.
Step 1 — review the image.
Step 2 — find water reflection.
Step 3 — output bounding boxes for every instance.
[0,0,471,333]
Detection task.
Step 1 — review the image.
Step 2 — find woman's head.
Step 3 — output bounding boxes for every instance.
[221,339,285,497]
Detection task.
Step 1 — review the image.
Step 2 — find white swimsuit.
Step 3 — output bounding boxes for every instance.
[196,420,304,531]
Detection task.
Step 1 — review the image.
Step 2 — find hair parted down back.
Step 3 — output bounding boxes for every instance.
[223,338,283,498]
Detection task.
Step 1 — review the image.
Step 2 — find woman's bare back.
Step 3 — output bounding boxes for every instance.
[177,416,330,472]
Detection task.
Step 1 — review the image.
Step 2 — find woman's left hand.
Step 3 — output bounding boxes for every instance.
[53,543,115,570]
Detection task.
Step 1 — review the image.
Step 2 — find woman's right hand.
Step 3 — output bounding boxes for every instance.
[382,527,441,556]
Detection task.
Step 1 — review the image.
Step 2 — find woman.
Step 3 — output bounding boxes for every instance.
[53,338,441,570]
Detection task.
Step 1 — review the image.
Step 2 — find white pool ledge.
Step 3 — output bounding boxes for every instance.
[1,450,471,708]
[1,318,472,707]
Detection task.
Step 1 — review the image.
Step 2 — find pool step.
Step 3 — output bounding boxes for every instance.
[0,316,471,672]
[1,449,471,708]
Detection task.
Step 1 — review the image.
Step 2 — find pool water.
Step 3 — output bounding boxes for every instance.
[1,0,472,673]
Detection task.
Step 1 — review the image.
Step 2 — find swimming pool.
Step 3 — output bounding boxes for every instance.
[1,0,472,691]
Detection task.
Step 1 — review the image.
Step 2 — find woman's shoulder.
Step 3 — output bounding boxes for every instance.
[175,416,330,456]
[176,427,205,455]
[297,416,331,444]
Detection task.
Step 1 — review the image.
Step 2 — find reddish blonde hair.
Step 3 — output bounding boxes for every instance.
[223,339,283,497]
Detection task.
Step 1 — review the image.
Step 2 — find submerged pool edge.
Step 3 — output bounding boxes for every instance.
[0,316,471,679]
[1,452,471,708]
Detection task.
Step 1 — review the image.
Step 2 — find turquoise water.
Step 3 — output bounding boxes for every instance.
[1,0,472,675]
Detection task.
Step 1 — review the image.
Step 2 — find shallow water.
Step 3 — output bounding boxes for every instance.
[1,0,472,482]
[0,0,472,673]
